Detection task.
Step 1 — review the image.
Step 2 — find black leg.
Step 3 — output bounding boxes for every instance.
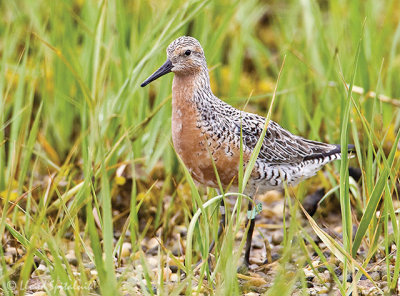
[195,197,226,271]
[244,200,255,267]
[208,198,226,253]
[206,198,225,272]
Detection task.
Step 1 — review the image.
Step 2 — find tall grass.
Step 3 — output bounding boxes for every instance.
[0,0,399,295]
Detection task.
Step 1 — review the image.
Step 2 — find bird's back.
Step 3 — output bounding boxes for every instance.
[193,93,349,192]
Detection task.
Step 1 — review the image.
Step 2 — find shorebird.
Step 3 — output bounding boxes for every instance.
[141,36,354,267]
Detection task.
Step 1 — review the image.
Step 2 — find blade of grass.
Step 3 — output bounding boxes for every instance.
[241,55,286,190]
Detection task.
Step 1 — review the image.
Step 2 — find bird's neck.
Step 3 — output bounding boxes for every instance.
[172,67,214,112]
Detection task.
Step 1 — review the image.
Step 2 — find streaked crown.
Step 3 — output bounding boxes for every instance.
[166,36,206,74]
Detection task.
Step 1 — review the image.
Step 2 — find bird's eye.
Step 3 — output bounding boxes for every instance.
[185,50,191,56]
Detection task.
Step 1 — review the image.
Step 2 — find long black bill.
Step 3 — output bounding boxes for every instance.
[141,59,173,87]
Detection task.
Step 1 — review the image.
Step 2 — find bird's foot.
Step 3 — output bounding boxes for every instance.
[237,258,251,274]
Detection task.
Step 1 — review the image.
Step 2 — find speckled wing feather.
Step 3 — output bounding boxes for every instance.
[233,112,338,164]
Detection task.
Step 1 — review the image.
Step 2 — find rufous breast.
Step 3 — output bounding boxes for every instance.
[171,75,249,188]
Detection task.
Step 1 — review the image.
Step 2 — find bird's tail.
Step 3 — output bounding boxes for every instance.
[304,144,355,161]
[332,144,356,159]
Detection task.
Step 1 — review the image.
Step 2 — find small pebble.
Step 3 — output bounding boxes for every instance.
[306,275,314,282]
[33,256,41,266]
[32,292,47,296]
[371,265,380,272]
[175,225,187,236]
[317,288,329,294]
[146,238,159,250]
[66,252,78,266]
[360,274,367,280]
[5,247,18,256]
[322,251,331,258]
[258,190,281,203]
[252,238,264,249]
[272,232,283,245]
[147,257,158,269]
[367,287,379,294]
[333,226,342,233]
[347,274,353,282]
[152,267,171,279]
[271,253,280,262]
[312,260,321,268]
[320,271,330,282]
[313,275,320,284]
[170,273,178,282]
[304,269,315,281]
[64,232,73,239]
[308,288,317,295]
[147,246,159,256]
[334,267,342,276]
[370,271,380,281]
[121,242,132,258]
[171,241,181,256]
[271,203,284,216]
[149,284,157,294]
[4,254,13,264]
[169,265,178,273]
[338,273,352,282]
[84,262,96,269]
[35,264,48,275]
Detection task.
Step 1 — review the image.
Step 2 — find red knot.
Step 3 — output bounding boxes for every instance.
[141,36,355,267]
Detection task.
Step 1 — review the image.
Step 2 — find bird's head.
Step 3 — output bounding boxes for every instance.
[141,36,206,87]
